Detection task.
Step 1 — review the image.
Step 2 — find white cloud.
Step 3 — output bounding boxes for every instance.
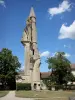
[64,53,71,57]
[51,52,57,57]
[48,0,71,17]
[0,0,6,8]
[64,44,68,48]
[20,66,24,70]
[64,22,67,25]
[64,44,71,48]
[52,52,71,58]
[40,51,50,57]
[58,21,75,39]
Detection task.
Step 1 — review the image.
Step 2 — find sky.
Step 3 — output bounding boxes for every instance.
[0,0,75,72]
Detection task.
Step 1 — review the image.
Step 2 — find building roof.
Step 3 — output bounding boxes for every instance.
[18,70,24,75]
[29,7,36,18]
[40,64,75,78]
[71,64,75,70]
[18,70,51,79]
[40,72,51,79]
[17,64,75,79]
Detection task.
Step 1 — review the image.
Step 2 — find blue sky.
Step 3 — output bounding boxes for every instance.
[0,0,75,72]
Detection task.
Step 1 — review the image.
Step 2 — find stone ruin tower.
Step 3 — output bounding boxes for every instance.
[21,7,41,90]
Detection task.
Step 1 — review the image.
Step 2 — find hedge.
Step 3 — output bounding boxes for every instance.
[16,83,31,90]
[48,85,75,90]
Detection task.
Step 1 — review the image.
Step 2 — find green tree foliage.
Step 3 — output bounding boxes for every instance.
[0,48,21,90]
[46,52,75,85]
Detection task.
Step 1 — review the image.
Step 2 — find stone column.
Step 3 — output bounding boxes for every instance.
[31,17,37,43]
[32,58,40,90]
[24,43,30,76]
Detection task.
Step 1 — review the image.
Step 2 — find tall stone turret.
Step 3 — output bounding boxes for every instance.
[29,7,37,43]
[21,7,40,90]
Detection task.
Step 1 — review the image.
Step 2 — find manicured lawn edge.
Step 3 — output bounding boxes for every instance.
[35,98,68,100]
[0,91,9,97]
[15,90,75,99]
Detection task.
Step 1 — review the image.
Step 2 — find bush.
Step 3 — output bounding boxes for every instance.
[16,83,31,90]
[48,85,75,90]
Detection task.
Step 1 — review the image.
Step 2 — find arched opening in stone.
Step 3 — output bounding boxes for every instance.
[34,83,37,89]
[33,49,34,55]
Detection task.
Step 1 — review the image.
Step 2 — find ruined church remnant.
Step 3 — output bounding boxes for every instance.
[21,7,41,90]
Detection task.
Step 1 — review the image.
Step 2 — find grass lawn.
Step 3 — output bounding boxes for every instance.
[35,99,68,100]
[0,91,9,97]
[15,90,75,100]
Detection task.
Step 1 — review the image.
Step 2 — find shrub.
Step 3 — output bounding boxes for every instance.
[16,83,31,90]
[47,85,75,90]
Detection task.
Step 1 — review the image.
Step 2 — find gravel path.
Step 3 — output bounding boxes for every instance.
[0,91,34,100]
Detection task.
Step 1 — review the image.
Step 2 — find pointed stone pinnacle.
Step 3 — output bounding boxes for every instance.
[29,7,36,18]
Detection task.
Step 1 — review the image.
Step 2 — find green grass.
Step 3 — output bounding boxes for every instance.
[35,98,68,100]
[0,91,9,97]
[35,99,68,100]
[15,90,75,99]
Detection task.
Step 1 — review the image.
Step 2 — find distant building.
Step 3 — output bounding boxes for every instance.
[71,64,75,77]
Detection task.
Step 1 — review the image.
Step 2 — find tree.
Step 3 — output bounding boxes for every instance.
[0,48,21,90]
[46,52,75,85]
